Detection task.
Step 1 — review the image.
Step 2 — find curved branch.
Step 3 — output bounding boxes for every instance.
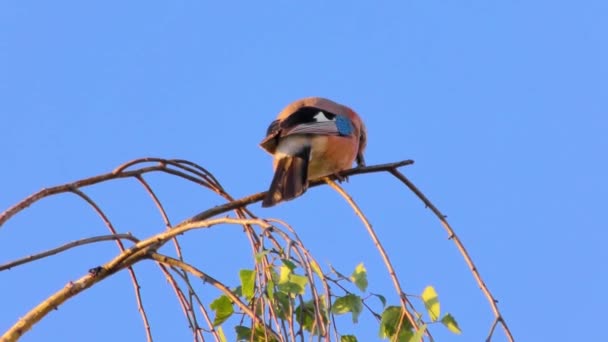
[1,247,150,342]
[147,253,282,341]
[1,159,414,229]
[184,159,415,224]
[165,264,216,341]
[0,234,138,271]
[0,156,244,229]
[389,169,514,342]
[324,179,419,335]
[0,165,163,228]
[148,253,254,317]
[69,187,154,342]
[0,155,513,342]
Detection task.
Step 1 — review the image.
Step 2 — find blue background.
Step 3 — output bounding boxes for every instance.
[1,1,607,341]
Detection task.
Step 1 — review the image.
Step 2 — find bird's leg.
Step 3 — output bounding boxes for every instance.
[356,152,366,168]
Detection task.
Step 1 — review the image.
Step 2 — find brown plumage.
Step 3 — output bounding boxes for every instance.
[260,97,367,207]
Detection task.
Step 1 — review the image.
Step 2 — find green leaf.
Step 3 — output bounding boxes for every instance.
[281,258,297,271]
[278,274,307,295]
[372,293,387,308]
[350,263,368,292]
[379,306,413,339]
[441,313,462,334]
[396,330,414,342]
[295,301,314,333]
[266,279,275,300]
[290,274,308,292]
[331,294,363,323]
[278,266,308,296]
[379,306,400,338]
[269,266,280,283]
[209,295,233,326]
[217,326,227,342]
[279,265,291,283]
[239,269,256,301]
[310,259,324,280]
[407,324,427,342]
[235,324,279,342]
[341,335,358,342]
[421,285,440,322]
[235,325,251,341]
[273,292,291,320]
[295,299,328,335]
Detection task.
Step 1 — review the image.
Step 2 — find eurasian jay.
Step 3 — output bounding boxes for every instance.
[260,97,367,207]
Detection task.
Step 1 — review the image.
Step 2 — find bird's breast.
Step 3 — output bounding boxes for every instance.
[308,135,358,179]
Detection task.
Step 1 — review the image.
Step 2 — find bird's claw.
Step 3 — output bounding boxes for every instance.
[333,172,349,183]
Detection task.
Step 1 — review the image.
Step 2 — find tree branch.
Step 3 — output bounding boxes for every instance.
[183,159,415,224]
[389,169,514,342]
[0,234,138,271]
[0,248,150,342]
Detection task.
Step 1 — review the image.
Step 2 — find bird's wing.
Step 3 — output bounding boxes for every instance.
[283,120,339,135]
[260,106,353,154]
[280,106,353,137]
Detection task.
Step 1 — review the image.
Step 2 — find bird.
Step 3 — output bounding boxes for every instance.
[260,97,367,207]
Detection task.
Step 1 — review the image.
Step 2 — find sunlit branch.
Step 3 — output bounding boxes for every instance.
[389,169,514,342]
[0,234,137,271]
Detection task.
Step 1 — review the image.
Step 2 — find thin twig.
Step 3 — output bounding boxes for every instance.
[261,219,330,337]
[0,165,163,228]
[69,187,154,342]
[324,179,419,335]
[148,253,283,341]
[183,160,415,224]
[485,316,500,342]
[6,157,510,342]
[134,174,208,340]
[148,253,255,317]
[1,159,414,229]
[1,156,251,228]
[0,234,137,271]
[167,265,216,341]
[389,169,514,342]
[1,246,151,342]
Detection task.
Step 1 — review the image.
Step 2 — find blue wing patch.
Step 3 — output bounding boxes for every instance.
[335,115,354,136]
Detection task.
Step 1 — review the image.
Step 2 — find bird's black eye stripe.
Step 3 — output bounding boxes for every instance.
[281,106,338,129]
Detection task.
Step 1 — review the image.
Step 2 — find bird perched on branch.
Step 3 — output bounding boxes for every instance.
[260,97,367,207]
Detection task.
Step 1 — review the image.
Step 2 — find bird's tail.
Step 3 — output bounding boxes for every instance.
[262,147,310,207]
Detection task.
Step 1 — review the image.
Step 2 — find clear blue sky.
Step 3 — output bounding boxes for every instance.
[1,1,606,341]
